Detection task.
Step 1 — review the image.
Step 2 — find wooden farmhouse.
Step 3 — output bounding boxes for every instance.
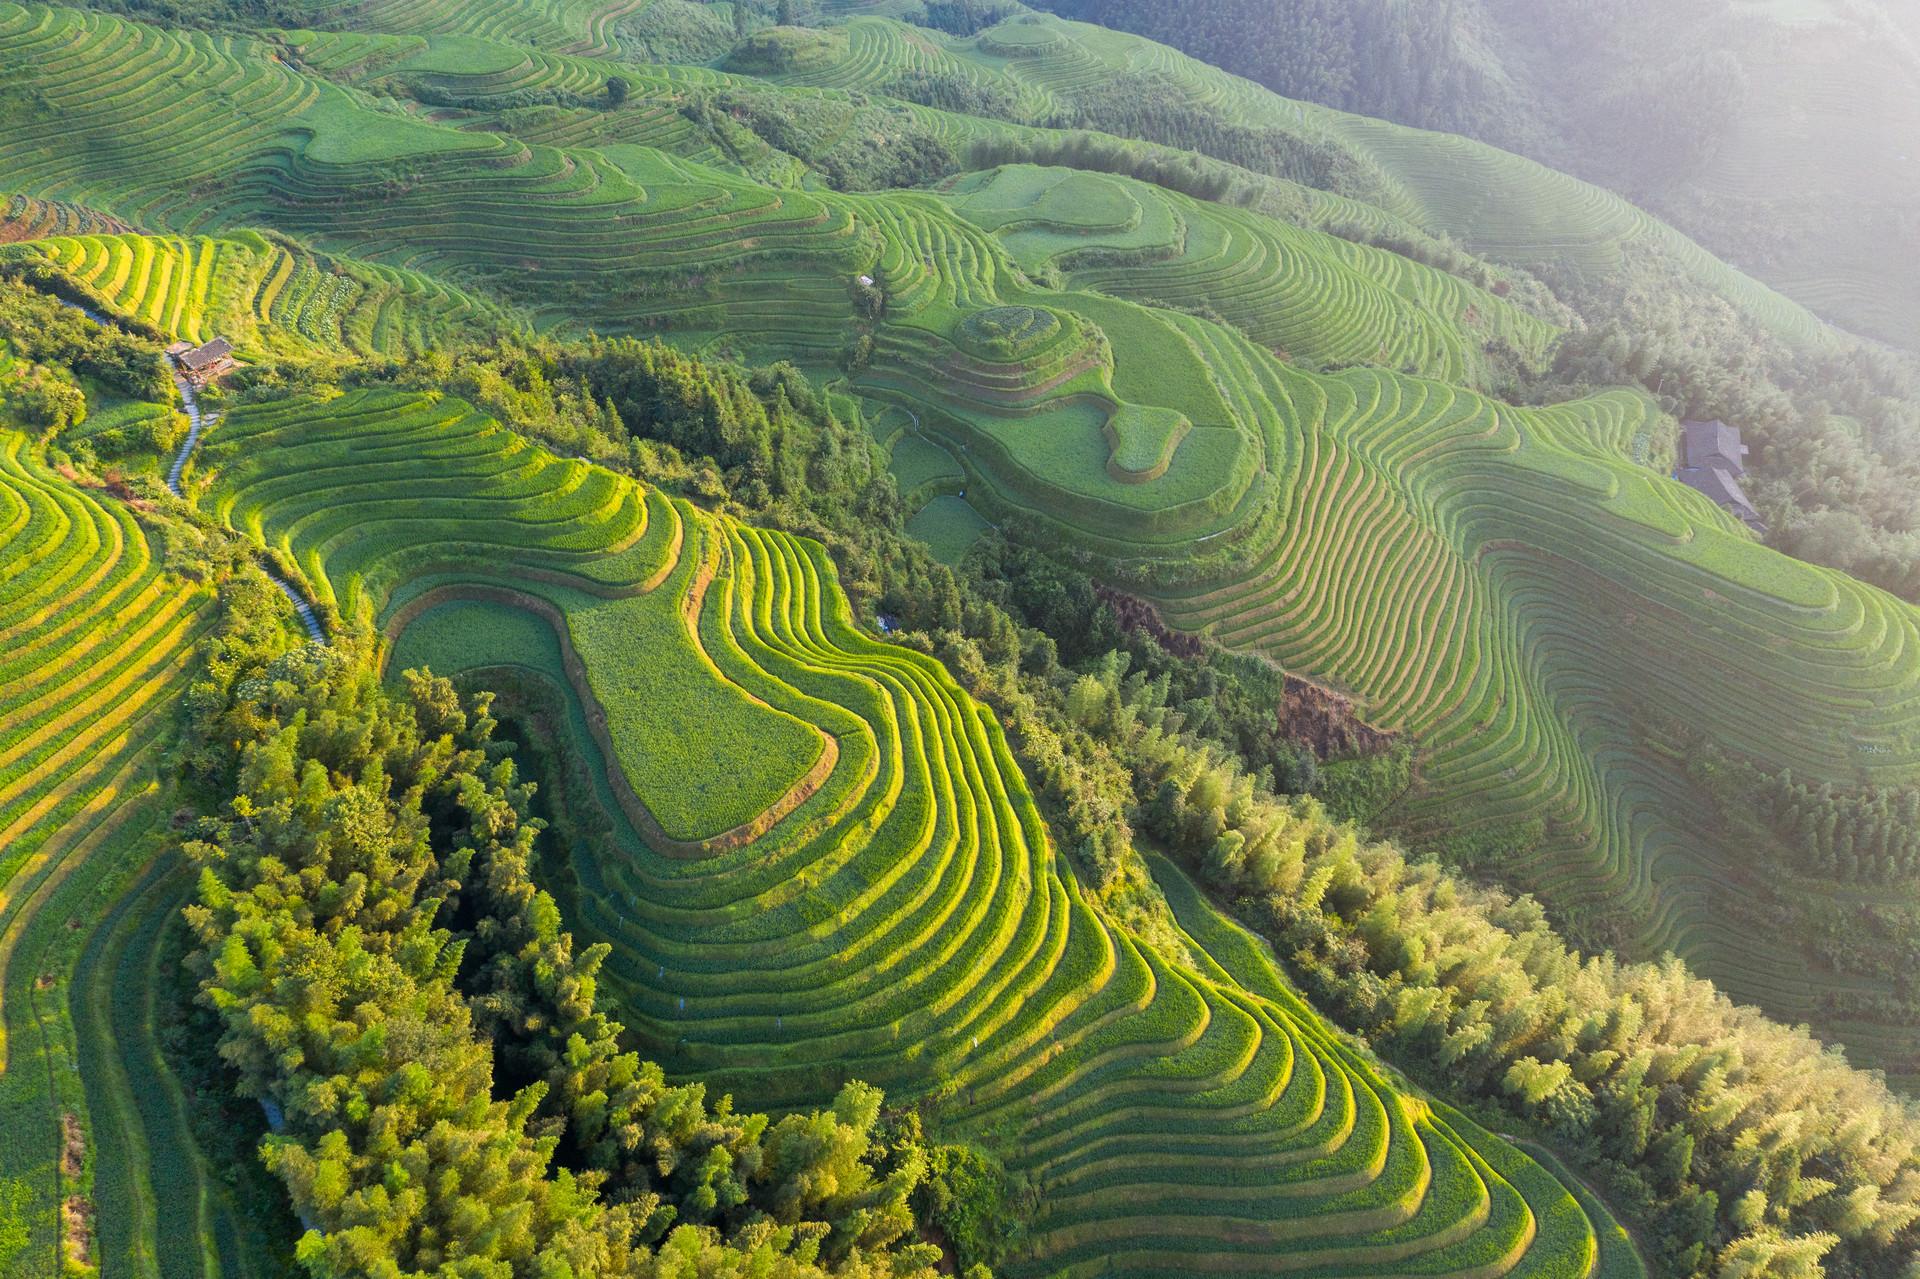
[1676,419,1767,533]
[172,336,237,385]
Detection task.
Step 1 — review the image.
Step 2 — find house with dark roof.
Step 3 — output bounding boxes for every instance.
[1676,418,1766,533]
[174,337,236,385]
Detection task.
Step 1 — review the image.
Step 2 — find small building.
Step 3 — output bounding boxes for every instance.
[174,337,237,385]
[1676,419,1766,533]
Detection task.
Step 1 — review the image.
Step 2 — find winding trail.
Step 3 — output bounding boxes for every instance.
[166,373,325,644]
[164,374,206,495]
[58,298,325,642]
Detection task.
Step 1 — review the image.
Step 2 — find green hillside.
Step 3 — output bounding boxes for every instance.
[200,384,1617,1278]
[1,0,1919,1275]
[0,429,289,1276]
[1036,0,1920,351]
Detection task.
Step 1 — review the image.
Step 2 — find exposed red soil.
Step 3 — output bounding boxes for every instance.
[1281,675,1398,760]
[1097,587,1204,659]
[60,1113,84,1179]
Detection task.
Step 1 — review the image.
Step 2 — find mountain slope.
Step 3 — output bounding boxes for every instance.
[4,0,1918,1086]
[2,0,1919,1273]
[1036,0,1920,349]
[199,385,1620,1278]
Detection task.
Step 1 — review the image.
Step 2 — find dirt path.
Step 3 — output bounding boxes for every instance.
[154,349,324,645]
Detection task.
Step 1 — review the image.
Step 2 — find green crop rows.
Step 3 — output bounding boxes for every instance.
[1146,347,1920,1049]
[0,0,1910,1269]
[189,385,1628,1278]
[946,165,1560,388]
[0,427,279,1275]
[1,0,1911,1070]
[726,9,1831,352]
[0,228,516,357]
[0,0,1881,1065]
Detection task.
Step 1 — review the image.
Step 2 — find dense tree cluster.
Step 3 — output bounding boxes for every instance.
[1036,69,1394,206]
[176,576,952,1279]
[1030,655,1920,1279]
[710,90,958,191]
[1640,737,1920,1072]
[617,0,742,66]
[909,2,1017,37]
[400,82,611,113]
[1535,246,1920,602]
[1756,773,1920,887]
[881,70,1020,121]
[0,272,170,403]
[339,337,882,525]
[1035,0,1362,122]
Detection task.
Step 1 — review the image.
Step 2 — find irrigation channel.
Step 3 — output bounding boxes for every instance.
[165,371,326,643]
[53,295,325,643]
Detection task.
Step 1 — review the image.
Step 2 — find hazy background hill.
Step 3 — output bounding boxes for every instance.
[1034,0,1920,350]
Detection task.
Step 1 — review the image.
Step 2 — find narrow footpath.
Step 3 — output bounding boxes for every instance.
[167,367,327,645]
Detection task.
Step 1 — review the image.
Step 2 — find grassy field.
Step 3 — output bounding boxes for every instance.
[905,492,989,563]
[182,385,1628,1278]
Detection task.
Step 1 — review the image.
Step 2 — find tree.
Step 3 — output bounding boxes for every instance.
[606,75,630,107]
[11,368,86,437]
[1714,1229,1837,1279]
[179,593,947,1279]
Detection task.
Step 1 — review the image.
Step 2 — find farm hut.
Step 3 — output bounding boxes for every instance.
[174,337,237,385]
[1676,418,1766,533]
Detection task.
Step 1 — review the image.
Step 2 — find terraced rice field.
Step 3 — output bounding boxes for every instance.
[0,193,130,243]
[0,428,281,1275]
[1144,343,1920,1060]
[283,0,645,59]
[1320,114,1836,351]
[198,386,1627,1279]
[945,165,1559,388]
[1,0,1907,1078]
[719,10,1837,351]
[0,5,869,349]
[0,0,1908,1264]
[0,229,515,357]
[0,2,1802,371]
[0,1,1790,392]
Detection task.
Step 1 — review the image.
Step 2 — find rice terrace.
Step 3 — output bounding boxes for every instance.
[0,2,1918,1278]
